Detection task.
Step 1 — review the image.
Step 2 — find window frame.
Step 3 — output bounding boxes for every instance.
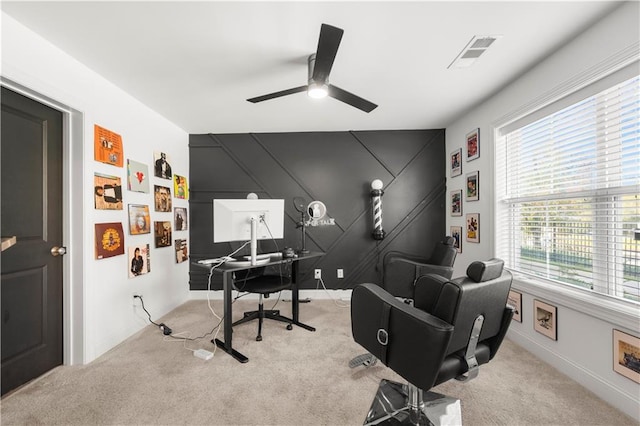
[491,60,639,330]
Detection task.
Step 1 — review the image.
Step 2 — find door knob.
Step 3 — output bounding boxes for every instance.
[50,246,67,256]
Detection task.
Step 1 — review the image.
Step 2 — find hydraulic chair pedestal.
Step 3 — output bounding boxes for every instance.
[364,379,461,426]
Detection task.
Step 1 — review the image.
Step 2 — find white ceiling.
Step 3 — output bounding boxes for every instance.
[1,1,623,134]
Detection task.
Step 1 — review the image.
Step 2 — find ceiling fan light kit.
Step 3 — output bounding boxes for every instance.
[247,23,377,112]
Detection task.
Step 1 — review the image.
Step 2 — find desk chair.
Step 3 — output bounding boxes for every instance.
[232,260,293,341]
[351,259,514,425]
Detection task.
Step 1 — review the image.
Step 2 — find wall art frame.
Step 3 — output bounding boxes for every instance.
[466,213,479,243]
[466,171,479,201]
[508,290,522,322]
[534,299,557,340]
[613,329,640,384]
[451,189,462,216]
[450,226,462,253]
[450,148,462,177]
[466,128,480,161]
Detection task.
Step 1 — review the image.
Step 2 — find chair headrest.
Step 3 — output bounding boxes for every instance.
[466,258,504,282]
[442,236,456,246]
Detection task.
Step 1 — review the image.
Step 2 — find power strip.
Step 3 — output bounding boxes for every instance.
[193,349,213,361]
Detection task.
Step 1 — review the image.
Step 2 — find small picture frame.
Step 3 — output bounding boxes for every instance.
[613,329,640,384]
[450,190,462,216]
[450,148,462,177]
[466,213,479,243]
[174,207,188,231]
[154,221,173,248]
[533,299,557,340]
[508,290,522,322]
[450,226,462,253]
[154,185,172,212]
[128,204,151,235]
[466,128,480,161]
[466,171,479,201]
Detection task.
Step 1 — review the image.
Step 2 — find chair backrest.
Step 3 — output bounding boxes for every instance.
[426,236,457,267]
[414,258,512,355]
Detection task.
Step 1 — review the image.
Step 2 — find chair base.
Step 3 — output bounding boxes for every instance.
[232,308,293,341]
[364,379,461,426]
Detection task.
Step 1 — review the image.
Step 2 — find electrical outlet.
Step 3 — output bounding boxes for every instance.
[314,269,322,279]
[132,294,141,307]
[337,269,344,279]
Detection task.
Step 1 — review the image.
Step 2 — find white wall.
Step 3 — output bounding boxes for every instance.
[445,2,639,420]
[1,13,190,363]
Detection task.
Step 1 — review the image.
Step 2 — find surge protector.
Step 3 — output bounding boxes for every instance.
[194,349,213,361]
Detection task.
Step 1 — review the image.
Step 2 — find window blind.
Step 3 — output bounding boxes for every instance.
[496,75,640,303]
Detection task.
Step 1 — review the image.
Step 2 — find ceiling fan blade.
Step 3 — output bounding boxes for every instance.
[247,85,308,103]
[328,85,378,113]
[312,24,344,83]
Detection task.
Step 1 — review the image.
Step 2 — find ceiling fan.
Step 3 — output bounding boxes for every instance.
[247,23,378,113]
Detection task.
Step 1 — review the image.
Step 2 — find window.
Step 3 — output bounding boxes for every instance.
[496,75,640,304]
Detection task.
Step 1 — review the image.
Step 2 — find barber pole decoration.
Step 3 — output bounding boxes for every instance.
[371,179,385,240]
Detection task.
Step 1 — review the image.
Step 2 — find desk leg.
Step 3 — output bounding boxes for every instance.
[212,271,249,363]
[291,260,315,332]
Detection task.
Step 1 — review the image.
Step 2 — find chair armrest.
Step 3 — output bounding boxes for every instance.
[351,283,454,391]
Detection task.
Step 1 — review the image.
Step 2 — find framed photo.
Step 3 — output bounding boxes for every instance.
[173,174,189,200]
[127,159,150,193]
[128,244,150,278]
[450,148,462,177]
[466,128,479,161]
[613,329,640,383]
[94,124,123,167]
[466,171,479,201]
[533,299,557,340]
[128,204,151,235]
[94,173,123,210]
[450,190,462,216]
[154,221,172,248]
[175,239,188,263]
[154,185,172,212]
[153,151,172,179]
[174,207,188,231]
[508,290,522,322]
[466,213,479,243]
[450,226,462,253]
[95,222,125,259]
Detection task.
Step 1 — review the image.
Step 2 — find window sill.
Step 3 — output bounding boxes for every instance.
[510,271,640,331]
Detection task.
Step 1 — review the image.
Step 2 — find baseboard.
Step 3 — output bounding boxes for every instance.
[507,328,639,421]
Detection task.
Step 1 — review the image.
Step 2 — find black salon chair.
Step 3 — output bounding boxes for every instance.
[349,237,458,368]
[351,259,514,425]
[382,236,458,299]
[232,256,293,342]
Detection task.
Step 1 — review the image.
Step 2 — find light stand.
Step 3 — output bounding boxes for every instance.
[293,197,309,254]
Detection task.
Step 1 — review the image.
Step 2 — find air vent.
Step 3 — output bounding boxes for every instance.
[448,35,501,69]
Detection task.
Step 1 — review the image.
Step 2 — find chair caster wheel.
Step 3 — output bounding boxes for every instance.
[286,324,293,330]
[256,335,262,341]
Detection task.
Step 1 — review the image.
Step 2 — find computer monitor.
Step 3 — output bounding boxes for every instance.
[213,198,285,265]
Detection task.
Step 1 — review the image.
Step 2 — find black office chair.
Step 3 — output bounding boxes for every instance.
[351,259,514,425]
[232,260,293,341]
[382,236,458,299]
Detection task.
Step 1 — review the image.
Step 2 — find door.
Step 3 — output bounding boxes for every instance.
[1,86,64,395]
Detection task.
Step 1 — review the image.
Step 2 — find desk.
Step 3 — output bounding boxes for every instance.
[198,251,323,363]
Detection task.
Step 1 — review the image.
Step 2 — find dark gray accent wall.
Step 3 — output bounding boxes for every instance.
[189,129,446,291]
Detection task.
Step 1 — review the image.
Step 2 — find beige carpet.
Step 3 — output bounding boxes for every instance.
[0,299,635,425]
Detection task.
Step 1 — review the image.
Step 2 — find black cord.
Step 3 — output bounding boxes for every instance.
[136,294,227,341]
[135,295,161,327]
